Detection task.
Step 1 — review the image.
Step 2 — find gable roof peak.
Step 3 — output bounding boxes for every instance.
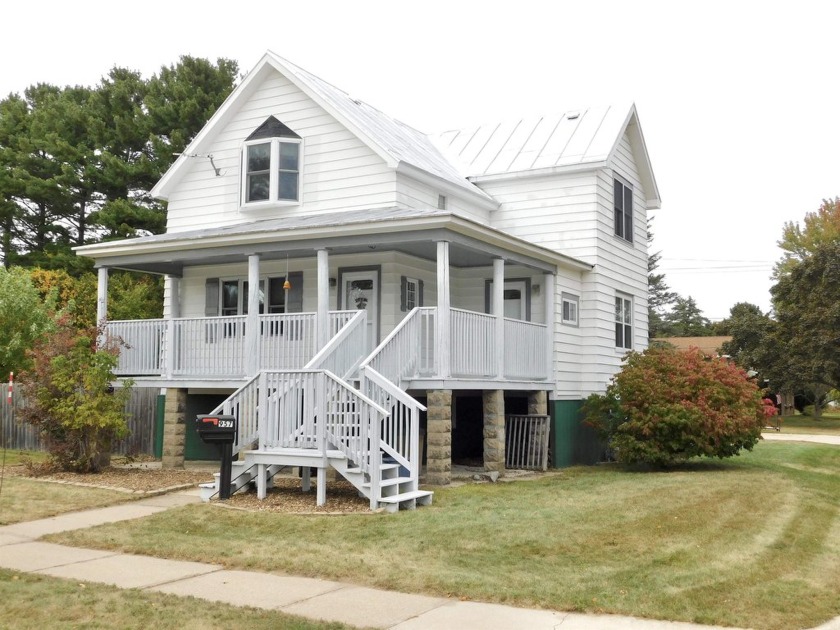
[245,115,301,141]
[153,51,491,204]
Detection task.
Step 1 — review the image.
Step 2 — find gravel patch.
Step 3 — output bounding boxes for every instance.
[221,477,373,514]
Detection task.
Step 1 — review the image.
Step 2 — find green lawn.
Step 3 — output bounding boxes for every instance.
[0,477,131,525]
[0,449,49,466]
[0,569,356,630]
[46,441,840,630]
[777,413,840,435]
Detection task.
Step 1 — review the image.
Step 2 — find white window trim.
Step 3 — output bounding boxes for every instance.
[405,277,420,310]
[561,293,579,327]
[615,293,633,351]
[240,137,303,209]
[613,175,633,244]
[218,275,292,316]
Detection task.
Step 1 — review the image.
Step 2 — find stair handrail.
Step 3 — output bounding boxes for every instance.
[305,309,367,378]
[207,372,261,454]
[360,365,427,480]
[359,306,435,387]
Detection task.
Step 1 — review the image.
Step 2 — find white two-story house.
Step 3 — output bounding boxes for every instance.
[76,52,659,511]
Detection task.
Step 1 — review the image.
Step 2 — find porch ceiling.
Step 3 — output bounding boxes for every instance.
[75,207,592,276]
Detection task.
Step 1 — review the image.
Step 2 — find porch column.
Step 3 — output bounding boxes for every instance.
[317,248,330,349]
[544,272,555,380]
[166,276,181,319]
[483,389,505,476]
[96,267,109,326]
[246,254,261,376]
[164,275,180,379]
[426,389,452,485]
[436,241,451,378]
[528,390,548,415]
[493,258,505,378]
[162,387,187,469]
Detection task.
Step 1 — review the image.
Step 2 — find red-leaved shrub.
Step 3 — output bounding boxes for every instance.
[583,347,766,466]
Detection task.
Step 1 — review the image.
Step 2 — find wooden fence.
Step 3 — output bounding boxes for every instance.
[0,387,159,456]
[505,414,550,471]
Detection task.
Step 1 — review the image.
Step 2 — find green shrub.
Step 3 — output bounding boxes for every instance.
[583,347,767,467]
[18,314,132,472]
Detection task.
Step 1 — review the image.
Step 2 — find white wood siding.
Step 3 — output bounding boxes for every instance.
[165,70,397,233]
[480,172,601,263]
[395,173,490,224]
[576,131,650,394]
[551,273,584,400]
[473,130,650,399]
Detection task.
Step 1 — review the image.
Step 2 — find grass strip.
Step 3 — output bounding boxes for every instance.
[0,568,356,630]
[46,442,840,630]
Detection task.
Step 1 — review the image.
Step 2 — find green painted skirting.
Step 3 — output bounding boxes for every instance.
[154,395,165,459]
[550,400,606,467]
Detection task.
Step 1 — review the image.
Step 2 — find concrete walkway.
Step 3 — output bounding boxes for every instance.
[761,431,840,445]
[1,487,839,629]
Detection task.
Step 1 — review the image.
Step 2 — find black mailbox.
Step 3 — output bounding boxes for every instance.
[196,414,237,500]
[196,415,237,444]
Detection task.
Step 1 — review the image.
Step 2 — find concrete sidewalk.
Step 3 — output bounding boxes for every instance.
[761,432,840,445]
[1,489,838,630]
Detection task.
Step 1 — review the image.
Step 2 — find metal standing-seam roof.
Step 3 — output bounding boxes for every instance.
[270,53,491,201]
[432,105,632,178]
[153,52,658,208]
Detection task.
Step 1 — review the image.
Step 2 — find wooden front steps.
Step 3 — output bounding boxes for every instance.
[200,447,433,512]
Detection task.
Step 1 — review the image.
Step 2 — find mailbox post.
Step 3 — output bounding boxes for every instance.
[195,415,237,500]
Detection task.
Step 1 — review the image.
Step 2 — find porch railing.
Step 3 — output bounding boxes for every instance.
[503,318,549,380]
[450,308,495,378]
[363,307,436,386]
[306,310,367,379]
[108,311,360,377]
[107,319,166,375]
[170,316,248,376]
[108,307,549,382]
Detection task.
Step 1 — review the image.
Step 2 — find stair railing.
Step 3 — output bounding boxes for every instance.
[305,309,367,377]
[361,307,435,386]
[360,366,427,481]
[206,373,262,454]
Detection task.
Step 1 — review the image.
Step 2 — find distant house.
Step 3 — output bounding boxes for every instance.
[75,52,660,510]
[656,336,732,357]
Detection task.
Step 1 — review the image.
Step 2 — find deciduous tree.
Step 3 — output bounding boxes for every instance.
[770,240,840,417]
[775,197,840,278]
[0,266,55,376]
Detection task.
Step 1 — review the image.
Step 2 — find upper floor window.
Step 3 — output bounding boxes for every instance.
[242,116,302,206]
[615,294,633,350]
[614,177,633,242]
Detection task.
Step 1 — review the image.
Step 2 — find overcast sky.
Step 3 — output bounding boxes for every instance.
[3,1,838,320]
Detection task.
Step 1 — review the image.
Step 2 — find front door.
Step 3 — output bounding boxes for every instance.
[503,280,528,319]
[340,269,379,351]
[486,278,530,321]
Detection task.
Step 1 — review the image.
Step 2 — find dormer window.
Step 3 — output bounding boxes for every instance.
[241,116,302,206]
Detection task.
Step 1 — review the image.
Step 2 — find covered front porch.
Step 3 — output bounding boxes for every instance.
[106,304,552,388]
[80,208,588,389]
